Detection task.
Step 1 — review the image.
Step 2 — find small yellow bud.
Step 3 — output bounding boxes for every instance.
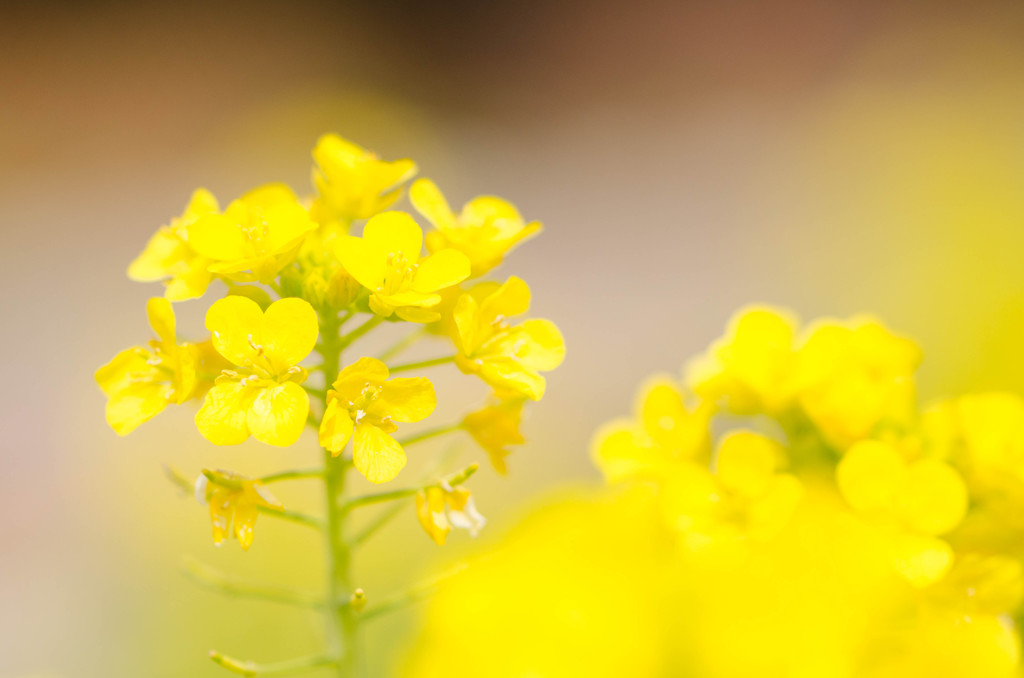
[327,266,361,309]
[302,269,330,309]
[350,588,367,612]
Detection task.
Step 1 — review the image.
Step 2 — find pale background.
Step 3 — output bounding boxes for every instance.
[3,1,1024,675]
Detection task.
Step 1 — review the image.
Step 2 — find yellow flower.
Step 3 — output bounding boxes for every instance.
[451,276,565,400]
[319,357,436,483]
[591,376,711,483]
[685,306,798,415]
[410,178,542,278]
[461,398,527,474]
[128,188,220,300]
[416,482,486,545]
[95,298,197,435]
[664,432,803,560]
[794,317,921,449]
[336,211,471,322]
[195,296,317,447]
[195,470,283,551]
[311,134,417,225]
[837,439,968,586]
[187,184,317,284]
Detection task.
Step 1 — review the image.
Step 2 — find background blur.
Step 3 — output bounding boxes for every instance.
[3,0,1024,675]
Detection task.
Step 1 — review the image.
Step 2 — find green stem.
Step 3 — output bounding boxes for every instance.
[258,506,322,530]
[341,464,478,514]
[337,315,383,351]
[377,328,428,362]
[210,650,337,677]
[259,468,323,484]
[318,310,359,677]
[387,355,456,374]
[397,423,462,447]
[360,562,470,622]
[183,556,322,608]
[349,501,408,548]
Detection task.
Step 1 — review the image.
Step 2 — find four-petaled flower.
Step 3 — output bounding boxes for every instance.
[320,357,437,483]
[195,469,284,551]
[95,298,199,435]
[337,211,471,322]
[128,188,220,300]
[187,184,318,285]
[311,134,417,226]
[461,398,527,474]
[410,178,541,278]
[416,482,486,545]
[196,296,318,447]
[451,276,565,400]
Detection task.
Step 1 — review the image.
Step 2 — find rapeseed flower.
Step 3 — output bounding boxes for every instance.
[410,178,541,278]
[336,211,471,322]
[415,482,486,545]
[187,184,317,285]
[195,296,317,447]
[95,297,198,434]
[319,357,436,483]
[195,470,283,551]
[128,188,220,300]
[837,438,968,585]
[461,398,527,474]
[591,376,711,483]
[451,276,565,400]
[311,134,416,226]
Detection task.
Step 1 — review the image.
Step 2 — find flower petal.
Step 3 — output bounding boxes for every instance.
[247,382,310,447]
[186,213,249,261]
[410,179,457,232]
[375,377,437,423]
[336,236,384,290]
[331,357,390,401]
[516,319,566,371]
[205,296,263,366]
[261,298,318,370]
[146,297,176,345]
[196,381,257,445]
[105,382,171,435]
[412,248,471,293]
[480,276,531,321]
[353,423,407,484]
[362,211,423,264]
[319,397,355,455]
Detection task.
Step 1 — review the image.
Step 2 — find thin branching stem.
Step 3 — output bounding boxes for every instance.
[183,557,323,608]
[210,650,338,677]
[360,562,470,622]
[377,327,428,362]
[387,354,456,374]
[340,464,478,514]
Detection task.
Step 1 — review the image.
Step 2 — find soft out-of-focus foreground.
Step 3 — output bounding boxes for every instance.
[4,1,1024,676]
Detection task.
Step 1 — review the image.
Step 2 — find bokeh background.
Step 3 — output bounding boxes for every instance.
[3,0,1024,675]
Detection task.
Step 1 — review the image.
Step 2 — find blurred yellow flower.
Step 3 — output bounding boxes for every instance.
[336,211,471,322]
[461,398,526,474]
[195,296,317,447]
[196,469,283,551]
[187,184,317,285]
[95,297,197,435]
[837,439,968,586]
[451,276,565,400]
[410,178,542,278]
[311,133,416,225]
[416,482,486,545]
[795,317,921,449]
[686,306,798,415]
[591,376,711,483]
[319,357,436,483]
[128,188,220,300]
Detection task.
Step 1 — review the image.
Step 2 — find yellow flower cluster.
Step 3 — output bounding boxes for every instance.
[95,134,565,552]
[408,306,1024,678]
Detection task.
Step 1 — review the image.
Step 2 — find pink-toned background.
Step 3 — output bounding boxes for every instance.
[3,1,1024,675]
